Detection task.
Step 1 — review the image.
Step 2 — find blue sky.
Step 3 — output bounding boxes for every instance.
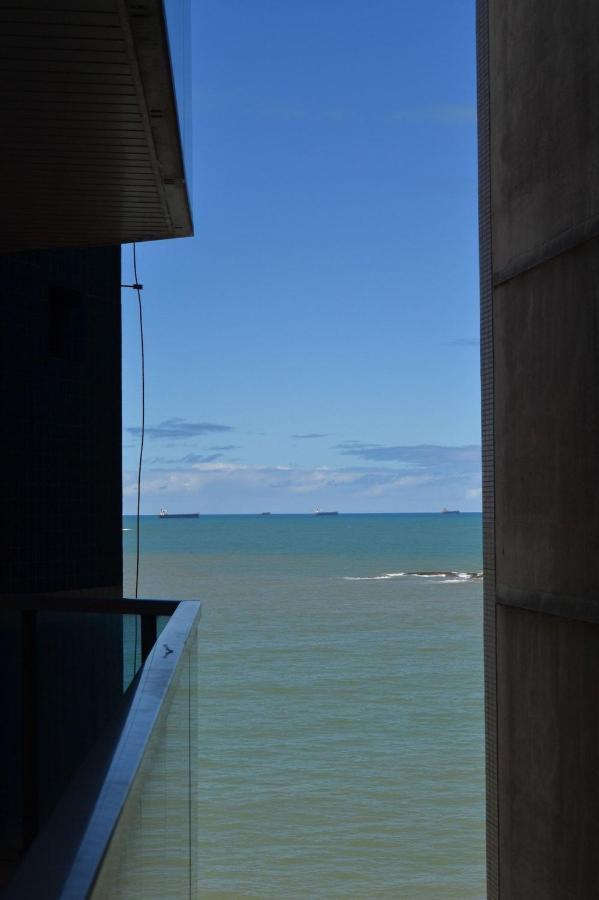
[122,0,480,514]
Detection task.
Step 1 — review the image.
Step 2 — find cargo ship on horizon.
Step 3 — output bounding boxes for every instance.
[159,508,199,519]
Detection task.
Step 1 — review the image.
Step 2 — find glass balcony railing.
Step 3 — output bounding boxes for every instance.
[5,598,201,899]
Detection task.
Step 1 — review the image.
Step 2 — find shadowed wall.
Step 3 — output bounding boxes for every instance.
[0,247,122,594]
[0,247,123,881]
[479,0,599,896]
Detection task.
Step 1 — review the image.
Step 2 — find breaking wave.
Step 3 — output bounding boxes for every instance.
[343,572,406,581]
[343,571,483,582]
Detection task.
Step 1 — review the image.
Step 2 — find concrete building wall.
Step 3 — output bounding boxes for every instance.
[480,1,599,895]
[496,606,599,898]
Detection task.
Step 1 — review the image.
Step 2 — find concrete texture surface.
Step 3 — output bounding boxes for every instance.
[482,1,599,895]
[490,0,599,277]
[494,238,599,605]
[497,605,599,899]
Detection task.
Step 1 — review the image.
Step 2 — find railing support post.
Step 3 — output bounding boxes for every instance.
[140,615,157,663]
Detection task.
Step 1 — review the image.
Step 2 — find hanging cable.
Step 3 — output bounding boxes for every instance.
[133,244,145,675]
[133,242,145,601]
[121,244,145,676]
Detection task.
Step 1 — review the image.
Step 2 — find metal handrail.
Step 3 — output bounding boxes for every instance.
[8,594,180,847]
[5,599,201,900]
[1,595,179,617]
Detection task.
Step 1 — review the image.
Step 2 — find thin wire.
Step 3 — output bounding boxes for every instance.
[133,242,145,673]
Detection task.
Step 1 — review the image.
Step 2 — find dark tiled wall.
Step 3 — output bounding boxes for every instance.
[0,247,124,877]
[0,246,122,593]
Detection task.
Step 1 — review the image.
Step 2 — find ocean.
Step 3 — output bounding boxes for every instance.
[123,513,485,899]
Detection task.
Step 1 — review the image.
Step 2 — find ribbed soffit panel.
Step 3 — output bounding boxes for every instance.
[0,0,193,252]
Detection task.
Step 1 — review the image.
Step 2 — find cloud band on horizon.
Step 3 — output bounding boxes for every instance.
[127,417,233,440]
[333,442,481,467]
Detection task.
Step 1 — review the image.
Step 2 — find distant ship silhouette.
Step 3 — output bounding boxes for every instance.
[159,508,199,519]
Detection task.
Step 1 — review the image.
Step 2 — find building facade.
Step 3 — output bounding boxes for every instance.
[478,1,599,896]
[0,2,198,895]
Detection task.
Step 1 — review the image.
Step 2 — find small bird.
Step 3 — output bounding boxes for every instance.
[163,644,173,657]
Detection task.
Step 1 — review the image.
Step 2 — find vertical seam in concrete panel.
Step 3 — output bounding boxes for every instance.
[476,0,498,896]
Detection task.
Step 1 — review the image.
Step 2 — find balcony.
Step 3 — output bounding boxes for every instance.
[4,597,201,899]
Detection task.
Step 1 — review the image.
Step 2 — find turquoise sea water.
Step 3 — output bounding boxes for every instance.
[124,513,485,898]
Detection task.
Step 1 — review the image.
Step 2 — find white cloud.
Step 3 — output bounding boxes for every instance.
[124,457,482,514]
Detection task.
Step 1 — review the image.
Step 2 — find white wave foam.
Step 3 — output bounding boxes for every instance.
[437,572,484,583]
[343,570,483,583]
[343,572,405,581]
